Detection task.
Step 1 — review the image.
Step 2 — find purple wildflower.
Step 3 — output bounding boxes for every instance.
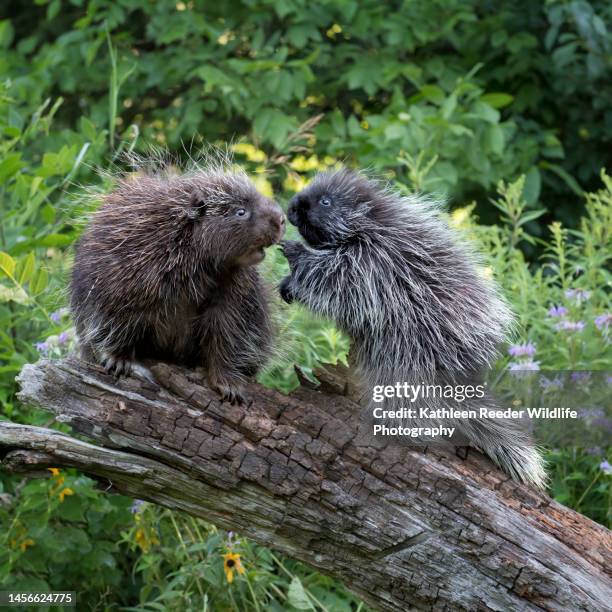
[548,305,568,318]
[594,313,611,330]
[50,311,62,324]
[607,376,612,386]
[508,360,540,371]
[58,332,69,345]
[565,288,591,304]
[585,446,602,456]
[593,417,612,433]
[508,343,537,358]
[35,341,50,354]
[570,371,591,384]
[580,407,604,419]
[539,375,563,391]
[130,499,145,514]
[600,460,612,475]
[555,320,585,332]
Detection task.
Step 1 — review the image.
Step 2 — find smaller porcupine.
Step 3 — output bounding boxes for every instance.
[70,157,285,404]
[279,168,546,488]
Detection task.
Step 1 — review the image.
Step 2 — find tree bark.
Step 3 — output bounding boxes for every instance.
[1,358,610,611]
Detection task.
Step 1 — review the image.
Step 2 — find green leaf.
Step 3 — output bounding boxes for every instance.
[31,268,48,295]
[158,23,188,44]
[345,61,382,96]
[471,101,500,123]
[542,162,584,196]
[19,252,36,284]
[441,93,457,119]
[47,0,60,20]
[420,84,445,105]
[253,108,295,148]
[287,24,310,48]
[480,93,514,109]
[0,252,16,277]
[0,19,15,48]
[0,153,23,183]
[58,494,86,522]
[3,125,21,138]
[193,65,237,92]
[517,209,546,227]
[485,124,505,155]
[37,233,75,248]
[37,147,77,178]
[287,577,314,610]
[384,123,406,141]
[41,203,56,224]
[522,167,541,205]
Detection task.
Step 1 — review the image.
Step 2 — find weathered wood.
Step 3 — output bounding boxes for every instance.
[1,358,610,611]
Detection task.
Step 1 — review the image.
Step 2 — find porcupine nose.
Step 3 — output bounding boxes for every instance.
[270,210,285,232]
[287,194,305,225]
[270,210,286,240]
[263,200,285,242]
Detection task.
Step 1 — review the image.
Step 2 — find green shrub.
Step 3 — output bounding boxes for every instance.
[2,0,612,227]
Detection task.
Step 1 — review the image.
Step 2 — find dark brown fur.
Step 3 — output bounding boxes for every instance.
[70,162,285,403]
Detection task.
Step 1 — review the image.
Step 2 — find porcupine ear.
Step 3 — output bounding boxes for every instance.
[186,193,207,220]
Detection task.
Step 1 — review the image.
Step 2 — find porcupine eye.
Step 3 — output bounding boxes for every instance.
[319,195,332,207]
[235,208,249,219]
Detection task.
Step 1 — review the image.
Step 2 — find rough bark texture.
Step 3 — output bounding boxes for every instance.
[1,358,610,611]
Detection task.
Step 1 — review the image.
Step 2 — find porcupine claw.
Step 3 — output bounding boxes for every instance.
[215,383,248,406]
[101,353,134,378]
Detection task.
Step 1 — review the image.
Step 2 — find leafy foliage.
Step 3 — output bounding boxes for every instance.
[3,0,612,225]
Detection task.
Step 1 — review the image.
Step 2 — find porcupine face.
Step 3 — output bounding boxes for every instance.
[187,171,286,267]
[287,169,378,247]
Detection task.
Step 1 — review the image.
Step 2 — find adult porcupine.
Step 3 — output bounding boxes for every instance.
[279,168,546,488]
[70,156,285,404]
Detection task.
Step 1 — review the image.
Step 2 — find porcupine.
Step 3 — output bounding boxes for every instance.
[70,155,285,404]
[279,168,546,488]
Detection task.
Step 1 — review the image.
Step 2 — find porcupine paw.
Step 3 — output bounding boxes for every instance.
[279,275,295,304]
[101,353,134,377]
[280,240,306,267]
[212,381,248,406]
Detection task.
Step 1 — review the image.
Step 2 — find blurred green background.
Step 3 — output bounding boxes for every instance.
[0,1,610,610]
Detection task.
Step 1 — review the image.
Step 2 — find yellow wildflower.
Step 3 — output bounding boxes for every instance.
[58,487,74,502]
[135,528,147,551]
[283,173,308,194]
[251,175,274,198]
[50,474,65,494]
[449,203,476,229]
[232,143,267,163]
[326,23,342,38]
[134,527,159,553]
[223,552,245,584]
[289,155,320,172]
[20,538,34,552]
[47,467,60,477]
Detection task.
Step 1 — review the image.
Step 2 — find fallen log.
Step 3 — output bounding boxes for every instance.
[0,358,610,611]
